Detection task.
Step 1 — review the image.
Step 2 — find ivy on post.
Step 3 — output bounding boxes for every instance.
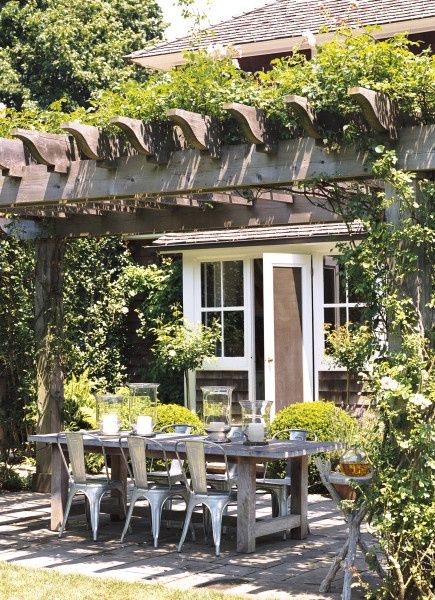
[33,237,66,499]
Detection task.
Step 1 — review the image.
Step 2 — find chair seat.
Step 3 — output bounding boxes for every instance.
[193,489,237,501]
[71,477,121,489]
[148,471,183,485]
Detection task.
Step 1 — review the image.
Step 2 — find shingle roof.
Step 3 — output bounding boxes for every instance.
[127,0,435,62]
[153,221,365,250]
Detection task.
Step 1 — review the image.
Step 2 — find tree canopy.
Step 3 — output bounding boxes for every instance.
[0,0,164,108]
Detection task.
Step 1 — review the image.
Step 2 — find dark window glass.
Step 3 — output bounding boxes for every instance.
[348,306,364,324]
[323,266,336,304]
[201,262,221,308]
[202,311,222,356]
[223,261,244,306]
[223,311,244,357]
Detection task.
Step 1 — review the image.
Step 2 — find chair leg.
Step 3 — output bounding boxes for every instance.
[121,489,139,543]
[88,491,104,542]
[58,489,75,538]
[150,498,165,549]
[209,501,227,557]
[178,499,196,553]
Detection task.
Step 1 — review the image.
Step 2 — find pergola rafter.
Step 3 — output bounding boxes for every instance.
[0,87,432,239]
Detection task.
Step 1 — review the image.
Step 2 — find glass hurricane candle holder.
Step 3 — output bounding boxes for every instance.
[238,399,272,445]
[95,394,125,435]
[201,386,234,443]
[127,383,159,435]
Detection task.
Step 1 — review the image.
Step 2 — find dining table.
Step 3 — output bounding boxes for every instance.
[28,431,342,553]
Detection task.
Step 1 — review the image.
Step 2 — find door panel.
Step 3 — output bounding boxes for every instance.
[263,254,313,416]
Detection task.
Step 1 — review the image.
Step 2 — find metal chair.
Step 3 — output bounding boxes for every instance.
[57,431,125,541]
[257,429,317,518]
[148,424,191,486]
[206,426,242,491]
[119,435,190,548]
[176,439,236,557]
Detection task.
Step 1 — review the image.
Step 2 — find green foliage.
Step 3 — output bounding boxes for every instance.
[0,466,31,492]
[63,371,97,431]
[269,401,357,486]
[0,237,36,448]
[0,0,164,108]
[154,404,204,434]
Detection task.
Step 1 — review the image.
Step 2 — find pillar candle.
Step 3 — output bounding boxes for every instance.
[246,422,265,443]
[101,413,119,435]
[136,415,153,435]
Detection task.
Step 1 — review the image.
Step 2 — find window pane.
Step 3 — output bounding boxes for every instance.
[201,262,221,308]
[223,311,244,357]
[324,307,347,330]
[323,265,336,304]
[223,261,244,307]
[348,306,364,325]
[202,311,222,356]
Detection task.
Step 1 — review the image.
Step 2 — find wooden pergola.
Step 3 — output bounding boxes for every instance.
[1,87,433,490]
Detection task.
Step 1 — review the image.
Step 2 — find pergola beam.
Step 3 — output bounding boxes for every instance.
[1,125,432,210]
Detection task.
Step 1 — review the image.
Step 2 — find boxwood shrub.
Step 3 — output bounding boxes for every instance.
[269,401,357,488]
[155,404,204,434]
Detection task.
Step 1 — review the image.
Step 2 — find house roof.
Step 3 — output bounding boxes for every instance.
[127,0,435,69]
[153,221,365,250]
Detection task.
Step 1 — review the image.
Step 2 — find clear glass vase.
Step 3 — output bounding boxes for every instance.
[95,394,125,434]
[201,386,234,443]
[127,383,159,435]
[238,399,272,445]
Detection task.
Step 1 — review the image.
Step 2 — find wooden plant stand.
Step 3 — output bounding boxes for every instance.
[315,459,386,599]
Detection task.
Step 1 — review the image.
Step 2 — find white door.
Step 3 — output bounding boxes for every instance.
[263,253,313,416]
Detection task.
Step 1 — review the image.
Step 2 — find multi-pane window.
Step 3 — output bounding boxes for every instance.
[201,260,244,357]
[323,256,364,349]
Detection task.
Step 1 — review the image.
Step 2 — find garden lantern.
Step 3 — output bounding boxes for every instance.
[95,394,125,435]
[238,399,272,445]
[201,386,234,443]
[127,383,159,435]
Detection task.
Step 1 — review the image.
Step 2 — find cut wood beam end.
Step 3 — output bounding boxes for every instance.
[166,108,221,156]
[283,95,322,140]
[347,86,397,138]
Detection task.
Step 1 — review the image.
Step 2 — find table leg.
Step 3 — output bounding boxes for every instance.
[50,443,68,531]
[290,454,309,539]
[110,453,128,521]
[236,457,257,553]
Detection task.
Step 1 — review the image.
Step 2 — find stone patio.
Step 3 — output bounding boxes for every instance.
[0,491,379,599]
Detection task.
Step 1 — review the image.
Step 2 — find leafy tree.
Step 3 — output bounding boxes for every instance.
[0,0,164,108]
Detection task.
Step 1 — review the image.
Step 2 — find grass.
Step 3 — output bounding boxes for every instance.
[0,562,246,600]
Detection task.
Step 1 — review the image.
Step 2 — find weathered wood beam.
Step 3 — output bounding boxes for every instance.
[223,102,276,152]
[348,87,397,138]
[166,108,221,158]
[284,95,322,139]
[61,121,129,161]
[0,125,433,210]
[12,129,78,173]
[110,117,183,165]
[33,238,65,495]
[0,138,30,178]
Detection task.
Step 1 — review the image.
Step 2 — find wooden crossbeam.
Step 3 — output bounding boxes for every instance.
[61,121,129,161]
[348,87,397,138]
[0,125,433,211]
[284,95,322,139]
[110,117,183,164]
[166,108,221,158]
[0,138,29,178]
[12,129,78,173]
[223,102,276,152]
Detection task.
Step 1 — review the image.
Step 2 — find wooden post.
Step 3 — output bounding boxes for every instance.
[236,457,257,552]
[33,237,65,494]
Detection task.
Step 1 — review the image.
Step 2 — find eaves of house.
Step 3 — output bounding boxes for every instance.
[126,0,435,70]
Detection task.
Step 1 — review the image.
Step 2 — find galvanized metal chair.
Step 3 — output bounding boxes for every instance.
[176,439,236,557]
[57,431,125,542]
[206,426,242,491]
[148,424,191,486]
[257,429,317,518]
[119,435,190,548]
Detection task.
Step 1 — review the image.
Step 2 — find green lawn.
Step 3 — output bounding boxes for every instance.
[0,562,246,600]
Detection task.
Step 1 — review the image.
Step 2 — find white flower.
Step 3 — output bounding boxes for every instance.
[301,29,317,47]
[120,306,129,314]
[206,43,227,59]
[380,376,400,391]
[410,393,432,408]
[168,349,176,357]
[0,102,6,118]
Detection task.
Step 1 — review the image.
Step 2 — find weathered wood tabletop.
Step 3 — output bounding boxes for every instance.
[28,432,342,553]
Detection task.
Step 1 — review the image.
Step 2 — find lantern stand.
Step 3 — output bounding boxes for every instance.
[315,458,386,600]
[201,386,234,443]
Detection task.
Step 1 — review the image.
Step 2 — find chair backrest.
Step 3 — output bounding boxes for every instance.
[177,439,230,495]
[57,431,109,485]
[127,435,149,489]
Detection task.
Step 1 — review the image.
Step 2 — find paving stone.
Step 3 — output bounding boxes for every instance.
[0,491,381,599]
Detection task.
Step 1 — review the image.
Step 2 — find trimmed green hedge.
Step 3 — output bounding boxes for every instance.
[155,404,204,434]
[269,401,357,488]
